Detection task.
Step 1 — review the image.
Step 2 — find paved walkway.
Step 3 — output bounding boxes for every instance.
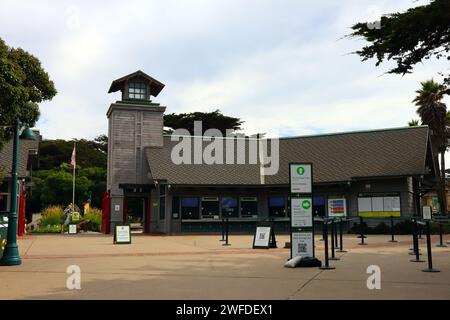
[0,233,449,299]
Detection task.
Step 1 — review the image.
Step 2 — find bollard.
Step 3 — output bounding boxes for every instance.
[334,219,339,248]
[220,218,225,242]
[358,216,367,245]
[422,221,440,272]
[436,223,447,248]
[329,219,339,261]
[222,218,231,246]
[388,216,398,243]
[410,220,424,263]
[319,220,335,270]
[336,219,347,253]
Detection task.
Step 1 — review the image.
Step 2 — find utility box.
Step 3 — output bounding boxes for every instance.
[0,213,8,259]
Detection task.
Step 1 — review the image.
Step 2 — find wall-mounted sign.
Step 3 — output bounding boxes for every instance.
[253,226,272,249]
[291,231,314,258]
[68,224,77,234]
[114,205,120,212]
[358,194,401,217]
[289,163,312,194]
[114,225,131,244]
[422,206,432,220]
[291,198,313,227]
[328,198,346,217]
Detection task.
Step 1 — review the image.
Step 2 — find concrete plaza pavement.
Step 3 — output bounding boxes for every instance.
[0,233,450,299]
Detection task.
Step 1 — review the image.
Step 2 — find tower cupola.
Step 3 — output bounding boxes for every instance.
[108,70,165,102]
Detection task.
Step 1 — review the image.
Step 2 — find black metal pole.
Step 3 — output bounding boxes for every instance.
[334,219,338,248]
[359,216,367,245]
[389,216,397,243]
[222,218,230,246]
[220,218,225,242]
[436,223,447,248]
[320,220,335,270]
[410,220,424,262]
[337,219,346,253]
[330,220,339,260]
[422,221,440,272]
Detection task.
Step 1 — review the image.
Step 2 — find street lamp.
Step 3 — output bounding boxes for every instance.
[0,118,36,266]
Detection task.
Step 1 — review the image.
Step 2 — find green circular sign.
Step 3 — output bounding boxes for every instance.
[297,166,305,175]
[302,200,311,210]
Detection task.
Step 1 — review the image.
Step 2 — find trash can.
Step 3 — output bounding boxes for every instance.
[0,213,8,259]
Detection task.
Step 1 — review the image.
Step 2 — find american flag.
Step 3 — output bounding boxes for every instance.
[71,144,76,167]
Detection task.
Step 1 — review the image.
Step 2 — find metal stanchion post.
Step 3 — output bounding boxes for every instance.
[319,220,335,270]
[222,218,231,246]
[436,223,447,248]
[330,219,339,260]
[220,218,225,242]
[388,216,398,243]
[410,219,424,263]
[422,221,440,272]
[358,216,367,245]
[336,219,347,253]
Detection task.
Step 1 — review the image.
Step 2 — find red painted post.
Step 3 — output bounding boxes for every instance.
[101,191,111,234]
[17,190,26,236]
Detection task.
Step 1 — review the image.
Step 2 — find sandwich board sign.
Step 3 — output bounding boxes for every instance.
[253,226,272,249]
[289,163,314,260]
[114,224,131,244]
[68,224,77,234]
[422,206,432,220]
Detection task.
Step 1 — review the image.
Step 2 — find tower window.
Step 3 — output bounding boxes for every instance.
[128,82,147,100]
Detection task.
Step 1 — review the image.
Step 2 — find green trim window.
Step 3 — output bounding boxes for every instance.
[201,197,219,219]
[240,197,258,218]
[221,197,238,218]
[128,82,147,100]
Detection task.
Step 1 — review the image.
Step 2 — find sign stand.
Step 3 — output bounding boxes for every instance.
[114,224,131,244]
[289,163,319,265]
[422,220,440,273]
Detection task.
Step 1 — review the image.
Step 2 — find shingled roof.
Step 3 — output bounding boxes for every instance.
[145,126,431,185]
[0,131,40,179]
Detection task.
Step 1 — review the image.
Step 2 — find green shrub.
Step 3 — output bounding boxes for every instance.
[83,207,102,232]
[30,225,62,233]
[39,206,64,226]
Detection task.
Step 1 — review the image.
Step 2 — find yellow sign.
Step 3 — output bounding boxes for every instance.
[359,211,401,218]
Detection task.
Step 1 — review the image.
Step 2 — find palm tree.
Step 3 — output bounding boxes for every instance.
[413,79,448,215]
[408,119,420,127]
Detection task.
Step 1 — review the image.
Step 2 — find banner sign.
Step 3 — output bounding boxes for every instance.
[328,198,346,217]
[114,225,131,244]
[291,231,314,258]
[289,164,312,194]
[291,198,313,227]
[253,226,272,249]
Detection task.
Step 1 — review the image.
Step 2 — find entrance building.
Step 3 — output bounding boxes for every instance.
[105,71,439,234]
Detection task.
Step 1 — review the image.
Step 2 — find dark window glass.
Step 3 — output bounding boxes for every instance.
[269,197,286,217]
[181,197,199,219]
[0,193,8,212]
[159,185,166,220]
[172,196,180,219]
[221,197,238,218]
[240,197,258,217]
[201,197,219,219]
[313,196,326,217]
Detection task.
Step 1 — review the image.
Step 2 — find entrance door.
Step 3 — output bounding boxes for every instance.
[125,196,147,233]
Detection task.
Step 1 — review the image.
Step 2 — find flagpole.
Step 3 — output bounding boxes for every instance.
[72,143,76,213]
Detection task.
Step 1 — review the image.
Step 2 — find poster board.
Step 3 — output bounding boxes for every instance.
[253,226,272,249]
[291,198,313,227]
[291,231,314,258]
[422,206,432,220]
[328,198,346,217]
[289,164,312,194]
[68,224,77,234]
[114,225,131,244]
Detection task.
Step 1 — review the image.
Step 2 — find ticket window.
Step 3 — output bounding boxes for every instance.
[201,197,220,219]
[269,197,287,217]
[221,197,238,218]
[240,197,258,218]
[181,197,200,220]
[313,196,326,217]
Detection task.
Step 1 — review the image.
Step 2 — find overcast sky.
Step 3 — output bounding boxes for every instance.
[1,1,448,143]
